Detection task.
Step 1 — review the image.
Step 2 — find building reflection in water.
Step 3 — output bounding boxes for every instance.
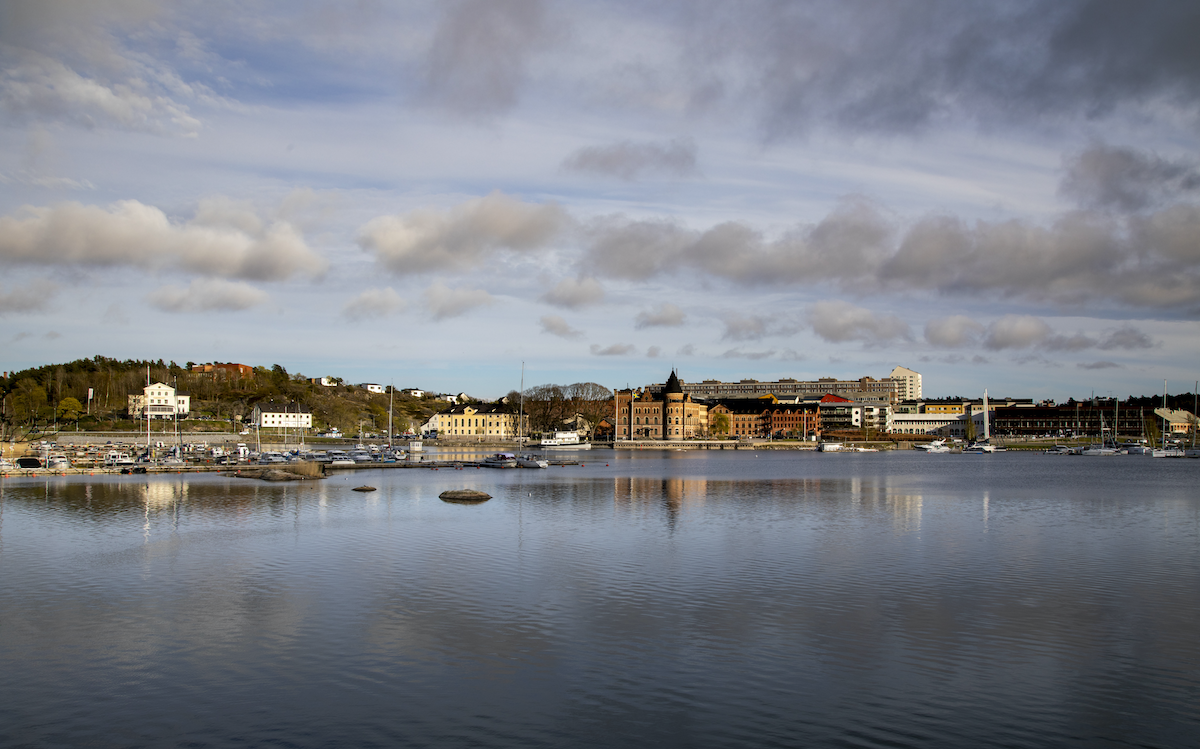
[611,475,924,531]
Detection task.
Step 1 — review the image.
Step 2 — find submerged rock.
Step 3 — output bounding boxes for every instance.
[352,485,377,492]
[225,468,323,482]
[439,489,491,503]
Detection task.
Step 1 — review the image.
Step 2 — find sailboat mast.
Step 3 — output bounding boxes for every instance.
[983,389,990,442]
[518,362,525,444]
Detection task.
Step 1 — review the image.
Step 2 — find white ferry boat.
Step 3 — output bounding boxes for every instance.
[540,432,591,450]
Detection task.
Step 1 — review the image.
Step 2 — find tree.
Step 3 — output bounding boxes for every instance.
[58,397,84,424]
[711,412,730,436]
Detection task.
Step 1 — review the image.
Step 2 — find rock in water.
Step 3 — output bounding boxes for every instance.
[352,485,377,492]
[439,489,491,503]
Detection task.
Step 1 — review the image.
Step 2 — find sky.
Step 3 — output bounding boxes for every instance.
[1,0,1199,401]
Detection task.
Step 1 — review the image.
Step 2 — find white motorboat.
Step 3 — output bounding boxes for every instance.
[517,454,549,468]
[482,452,518,468]
[914,439,951,453]
[817,442,843,452]
[0,457,14,471]
[46,454,71,470]
[540,432,591,450]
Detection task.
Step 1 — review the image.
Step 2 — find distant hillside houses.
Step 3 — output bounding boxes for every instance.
[191,362,253,378]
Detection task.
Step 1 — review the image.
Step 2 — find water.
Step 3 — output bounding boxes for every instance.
[1,451,1197,748]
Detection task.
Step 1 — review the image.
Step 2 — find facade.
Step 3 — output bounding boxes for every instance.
[707,397,774,438]
[191,362,253,378]
[764,401,820,438]
[888,413,964,435]
[650,368,920,405]
[1154,408,1196,434]
[890,366,922,400]
[128,382,190,420]
[990,402,1146,438]
[252,402,313,430]
[438,403,525,440]
[614,371,710,441]
[309,377,336,386]
[360,383,385,394]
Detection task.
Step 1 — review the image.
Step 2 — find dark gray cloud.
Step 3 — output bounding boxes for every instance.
[1078,360,1120,370]
[1097,326,1154,350]
[0,278,56,314]
[422,0,550,118]
[682,1,1200,139]
[1060,144,1200,212]
[561,138,698,181]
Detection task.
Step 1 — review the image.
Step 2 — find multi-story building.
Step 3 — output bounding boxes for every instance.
[614,371,710,441]
[438,402,525,440]
[706,397,775,438]
[191,362,253,378]
[890,366,922,400]
[648,367,920,405]
[128,382,190,420]
[252,402,313,430]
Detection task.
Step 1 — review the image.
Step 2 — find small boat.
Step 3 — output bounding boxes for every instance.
[540,432,592,450]
[46,454,71,470]
[517,454,549,468]
[1045,444,1077,455]
[482,452,518,468]
[817,442,843,452]
[0,457,15,471]
[16,456,44,469]
[914,439,951,453]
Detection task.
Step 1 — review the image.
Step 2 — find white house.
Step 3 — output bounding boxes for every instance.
[360,383,385,394]
[129,382,190,420]
[252,402,313,430]
[402,388,425,398]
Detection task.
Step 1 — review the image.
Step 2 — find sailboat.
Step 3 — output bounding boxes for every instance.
[964,389,1004,453]
[1080,412,1118,455]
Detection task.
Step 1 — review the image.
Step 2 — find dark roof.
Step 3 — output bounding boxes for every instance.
[663,370,683,394]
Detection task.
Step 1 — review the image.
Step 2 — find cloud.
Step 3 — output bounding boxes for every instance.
[1078,361,1121,370]
[720,348,776,360]
[807,300,911,344]
[562,137,699,181]
[1098,326,1155,350]
[422,0,551,118]
[635,302,686,329]
[0,199,327,281]
[0,278,56,315]
[983,315,1053,350]
[590,343,636,356]
[646,346,662,358]
[684,3,1200,140]
[677,344,696,356]
[342,287,406,320]
[146,279,269,312]
[720,313,769,342]
[424,282,493,320]
[358,191,568,275]
[540,276,604,308]
[924,315,984,348]
[539,314,582,339]
[1060,143,1200,212]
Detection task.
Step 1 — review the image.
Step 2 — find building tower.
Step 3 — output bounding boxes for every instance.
[663,370,685,441]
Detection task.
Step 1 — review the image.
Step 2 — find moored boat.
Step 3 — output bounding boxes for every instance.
[482,452,518,468]
[517,454,549,468]
[914,439,950,453]
[540,432,591,450]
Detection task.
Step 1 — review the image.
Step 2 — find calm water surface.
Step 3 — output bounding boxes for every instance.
[1,451,1197,748]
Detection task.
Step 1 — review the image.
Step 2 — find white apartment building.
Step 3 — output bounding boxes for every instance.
[890,366,923,400]
[128,382,190,420]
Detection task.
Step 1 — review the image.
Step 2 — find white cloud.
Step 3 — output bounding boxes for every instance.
[0,199,327,281]
[540,276,604,308]
[424,282,493,320]
[358,191,568,275]
[983,315,1053,350]
[646,346,662,358]
[634,302,686,329]
[924,315,984,348]
[342,287,406,320]
[590,343,636,356]
[539,314,582,339]
[807,301,911,344]
[146,279,269,312]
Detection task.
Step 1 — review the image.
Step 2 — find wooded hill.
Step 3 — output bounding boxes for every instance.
[0,356,616,442]
[0,356,450,440]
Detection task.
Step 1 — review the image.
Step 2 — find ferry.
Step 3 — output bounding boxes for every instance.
[540,432,591,450]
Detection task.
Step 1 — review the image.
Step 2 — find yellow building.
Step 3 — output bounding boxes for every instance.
[441,403,526,440]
